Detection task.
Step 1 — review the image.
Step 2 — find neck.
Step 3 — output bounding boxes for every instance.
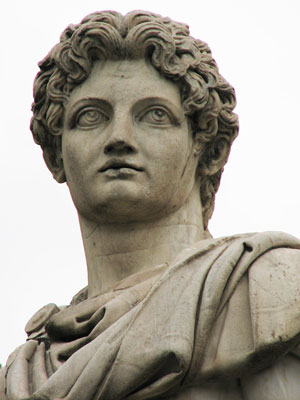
[79,185,206,298]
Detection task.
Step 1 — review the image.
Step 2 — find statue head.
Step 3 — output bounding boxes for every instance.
[30,10,238,229]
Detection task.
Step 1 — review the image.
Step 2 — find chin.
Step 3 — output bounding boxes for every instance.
[73,182,184,224]
[78,197,173,224]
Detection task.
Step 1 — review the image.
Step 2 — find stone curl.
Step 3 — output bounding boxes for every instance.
[30,10,239,229]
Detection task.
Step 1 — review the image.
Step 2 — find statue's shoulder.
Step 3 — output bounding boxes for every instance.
[219,230,300,268]
[243,231,300,349]
[0,365,8,400]
[229,231,300,323]
[248,231,300,284]
[259,242,300,263]
[200,232,300,378]
[0,344,24,400]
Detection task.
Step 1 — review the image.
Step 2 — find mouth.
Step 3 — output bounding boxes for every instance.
[99,161,143,173]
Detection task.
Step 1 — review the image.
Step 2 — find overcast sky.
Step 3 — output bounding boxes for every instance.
[1,0,299,365]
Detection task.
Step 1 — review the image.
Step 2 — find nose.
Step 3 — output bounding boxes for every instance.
[104,139,137,155]
[104,116,138,155]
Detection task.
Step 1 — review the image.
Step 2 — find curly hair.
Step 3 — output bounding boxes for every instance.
[30,10,239,229]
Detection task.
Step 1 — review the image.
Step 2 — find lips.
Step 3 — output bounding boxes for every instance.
[99,160,143,173]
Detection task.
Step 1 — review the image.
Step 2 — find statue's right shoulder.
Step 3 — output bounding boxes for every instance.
[0,345,23,400]
[0,365,8,400]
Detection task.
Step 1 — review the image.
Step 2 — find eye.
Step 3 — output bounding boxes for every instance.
[75,107,109,129]
[138,107,172,126]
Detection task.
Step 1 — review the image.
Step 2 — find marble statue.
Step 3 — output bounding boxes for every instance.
[1,10,300,400]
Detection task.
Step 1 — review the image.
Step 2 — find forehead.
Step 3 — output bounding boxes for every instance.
[67,58,182,108]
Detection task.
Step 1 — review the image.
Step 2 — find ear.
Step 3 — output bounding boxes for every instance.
[194,135,231,176]
[43,146,66,183]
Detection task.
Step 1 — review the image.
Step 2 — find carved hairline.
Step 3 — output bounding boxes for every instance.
[30,10,239,229]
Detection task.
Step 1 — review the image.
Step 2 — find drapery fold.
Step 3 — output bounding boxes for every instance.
[2,232,300,400]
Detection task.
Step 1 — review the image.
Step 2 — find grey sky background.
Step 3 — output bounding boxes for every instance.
[1,0,299,364]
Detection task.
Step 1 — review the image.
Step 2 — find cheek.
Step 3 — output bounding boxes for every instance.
[63,146,82,181]
[141,127,192,166]
[143,137,193,198]
[154,136,192,176]
[62,135,92,181]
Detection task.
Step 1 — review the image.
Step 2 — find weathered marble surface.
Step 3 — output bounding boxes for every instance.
[2,232,300,399]
[2,10,300,400]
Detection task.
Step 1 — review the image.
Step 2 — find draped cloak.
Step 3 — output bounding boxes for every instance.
[2,231,300,399]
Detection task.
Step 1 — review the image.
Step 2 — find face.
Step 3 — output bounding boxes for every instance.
[62,58,200,223]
